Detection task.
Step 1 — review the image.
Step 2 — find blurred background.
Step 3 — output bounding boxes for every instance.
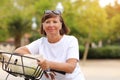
[0,0,120,80]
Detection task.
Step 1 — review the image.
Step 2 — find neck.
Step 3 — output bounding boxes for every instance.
[47,35,63,43]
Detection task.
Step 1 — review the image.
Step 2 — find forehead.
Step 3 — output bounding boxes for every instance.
[42,13,61,22]
[45,16,60,21]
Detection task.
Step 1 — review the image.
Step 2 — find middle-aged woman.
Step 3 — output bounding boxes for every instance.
[14,10,85,80]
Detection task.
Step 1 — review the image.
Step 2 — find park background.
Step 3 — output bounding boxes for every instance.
[0,0,120,80]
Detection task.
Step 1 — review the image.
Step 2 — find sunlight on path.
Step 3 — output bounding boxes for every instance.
[80,60,120,80]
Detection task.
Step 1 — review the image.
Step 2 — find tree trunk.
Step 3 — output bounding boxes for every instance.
[14,35,21,49]
[82,41,90,64]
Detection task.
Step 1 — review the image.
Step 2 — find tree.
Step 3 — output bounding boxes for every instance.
[0,0,37,47]
[64,0,108,63]
[105,1,120,44]
[109,14,120,42]
[0,0,13,41]
[7,14,31,48]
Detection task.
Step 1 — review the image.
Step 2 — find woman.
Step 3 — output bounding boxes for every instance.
[14,10,85,80]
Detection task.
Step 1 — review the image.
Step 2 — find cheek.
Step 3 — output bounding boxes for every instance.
[42,24,46,30]
[59,23,62,30]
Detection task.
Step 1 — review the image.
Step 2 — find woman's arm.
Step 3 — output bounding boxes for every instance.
[14,46,31,55]
[38,58,78,73]
[49,58,77,73]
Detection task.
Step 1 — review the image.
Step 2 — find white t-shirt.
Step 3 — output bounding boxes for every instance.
[26,35,85,80]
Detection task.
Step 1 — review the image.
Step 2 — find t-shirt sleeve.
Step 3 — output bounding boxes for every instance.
[26,39,41,55]
[66,36,79,60]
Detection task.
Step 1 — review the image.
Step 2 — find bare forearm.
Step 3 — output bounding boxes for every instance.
[48,59,77,73]
[14,46,30,55]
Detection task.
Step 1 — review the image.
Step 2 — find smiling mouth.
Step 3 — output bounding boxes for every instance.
[47,29,55,32]
[48,28,55,31]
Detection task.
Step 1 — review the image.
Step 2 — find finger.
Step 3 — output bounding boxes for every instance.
[44,72,49,78]
[52,71,56,75]
[50,72,56,80]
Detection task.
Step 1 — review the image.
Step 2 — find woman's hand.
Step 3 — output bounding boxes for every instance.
[37,58,49,70]
[37,59,56,80]
[44,71,56,80]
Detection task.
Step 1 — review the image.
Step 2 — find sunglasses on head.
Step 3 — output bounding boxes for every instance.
[44,10,61,15]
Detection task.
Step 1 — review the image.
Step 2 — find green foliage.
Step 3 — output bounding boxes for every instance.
[6,13,31,48]
[109,14,120,41]
[29,31,41,42]
[7,14,31,37]
[105,2,120,44]
[62,0,109,45]
[0,28,8,42]
[80,46,120,59]
[0,0,120,47]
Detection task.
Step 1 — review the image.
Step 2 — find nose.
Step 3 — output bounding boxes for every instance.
[48,22,55,27]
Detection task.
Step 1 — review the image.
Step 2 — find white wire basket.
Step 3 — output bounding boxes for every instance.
[0,51,44,80]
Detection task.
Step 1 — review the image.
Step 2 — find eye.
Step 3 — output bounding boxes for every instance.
[45,21,50,23]
[53,20,58,23]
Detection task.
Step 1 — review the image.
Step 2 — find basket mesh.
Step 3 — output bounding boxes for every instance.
[0,52,44,80]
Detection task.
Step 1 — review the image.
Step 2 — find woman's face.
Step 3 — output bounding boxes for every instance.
[42,16,62,36]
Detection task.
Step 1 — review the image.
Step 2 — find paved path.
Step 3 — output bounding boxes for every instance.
[80,59,120,80]
[0,60,120,80]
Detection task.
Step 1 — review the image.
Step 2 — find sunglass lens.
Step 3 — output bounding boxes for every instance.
[44,10,61,15]
[44,10,52,14]
[53,10,61,15]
